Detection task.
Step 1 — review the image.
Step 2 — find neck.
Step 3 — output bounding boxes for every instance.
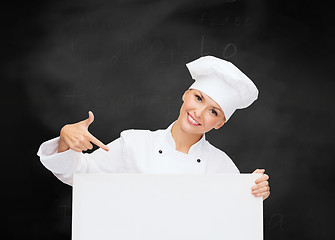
[171,119,203,154]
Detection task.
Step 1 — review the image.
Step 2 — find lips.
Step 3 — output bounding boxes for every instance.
[187,112,201,126]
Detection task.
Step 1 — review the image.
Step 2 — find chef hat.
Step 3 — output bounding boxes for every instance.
[186,55,258,122]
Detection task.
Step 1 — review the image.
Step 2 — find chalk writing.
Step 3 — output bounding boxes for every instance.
[199,12,252,27]
[223,43,237,58]
[268,213,284,230]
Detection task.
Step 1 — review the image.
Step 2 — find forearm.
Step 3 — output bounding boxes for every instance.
[37,137,123,185]
[37,137,81,185]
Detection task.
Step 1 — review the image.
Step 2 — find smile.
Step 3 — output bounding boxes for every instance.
[187,113,201,126]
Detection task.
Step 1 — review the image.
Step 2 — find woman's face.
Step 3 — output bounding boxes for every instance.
[178,89,226,135]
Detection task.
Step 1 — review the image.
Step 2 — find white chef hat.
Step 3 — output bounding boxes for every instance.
[186,55,258,122]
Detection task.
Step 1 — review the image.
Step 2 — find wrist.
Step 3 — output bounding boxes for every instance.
[58,136,69,153]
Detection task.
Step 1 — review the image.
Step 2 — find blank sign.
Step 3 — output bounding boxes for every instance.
[72,173,263,240]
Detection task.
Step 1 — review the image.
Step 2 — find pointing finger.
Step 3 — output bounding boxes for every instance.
[87,132,109,151]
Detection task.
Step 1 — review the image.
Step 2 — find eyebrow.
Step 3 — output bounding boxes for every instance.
[198,91,222,112]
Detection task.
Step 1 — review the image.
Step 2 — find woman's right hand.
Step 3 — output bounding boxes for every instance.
[58,111,109,153]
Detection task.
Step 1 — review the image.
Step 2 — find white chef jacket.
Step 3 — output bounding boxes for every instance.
[37,122,239,185]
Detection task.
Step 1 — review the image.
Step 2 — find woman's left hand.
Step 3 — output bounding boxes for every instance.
[251,169,270,200]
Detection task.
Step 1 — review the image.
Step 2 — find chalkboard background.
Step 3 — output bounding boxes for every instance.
[2,0,334,239]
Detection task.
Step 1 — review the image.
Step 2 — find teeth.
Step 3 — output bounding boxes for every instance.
[188,114,199,125]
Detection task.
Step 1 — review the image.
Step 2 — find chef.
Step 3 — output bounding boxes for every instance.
[37,55,270,200]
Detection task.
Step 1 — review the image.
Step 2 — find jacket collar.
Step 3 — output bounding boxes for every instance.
[163,121,206,155]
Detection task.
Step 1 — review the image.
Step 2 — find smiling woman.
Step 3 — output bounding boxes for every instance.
[37,55,270,200]
[172,89,226,149]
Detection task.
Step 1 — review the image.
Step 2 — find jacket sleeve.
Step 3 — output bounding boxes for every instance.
[37,136,124,186]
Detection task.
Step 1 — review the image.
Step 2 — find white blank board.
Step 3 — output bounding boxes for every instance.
[72,173,263,240]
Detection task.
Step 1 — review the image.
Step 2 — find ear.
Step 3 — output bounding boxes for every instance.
[182,89,191,102]
[214,116,226,130]
[214,121,225,130]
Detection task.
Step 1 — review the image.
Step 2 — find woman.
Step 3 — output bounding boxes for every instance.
[37,55,270,200]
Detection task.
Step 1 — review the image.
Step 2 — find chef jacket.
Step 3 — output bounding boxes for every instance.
[37,122,239,185]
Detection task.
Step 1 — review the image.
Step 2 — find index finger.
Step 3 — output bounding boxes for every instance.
[252,169,265,174]
[87,132,109,151]
[255,174,269,184]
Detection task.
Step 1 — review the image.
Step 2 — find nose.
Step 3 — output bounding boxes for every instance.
[193,106,206,119]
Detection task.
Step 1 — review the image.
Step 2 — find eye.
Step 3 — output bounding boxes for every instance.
[211,109,218,116]
[195,95,202,102]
